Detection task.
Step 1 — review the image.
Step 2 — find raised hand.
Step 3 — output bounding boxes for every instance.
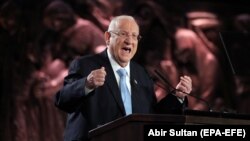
[175,75,192,99]
[86,67,106,89]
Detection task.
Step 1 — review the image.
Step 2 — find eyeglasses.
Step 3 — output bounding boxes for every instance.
[109,31,142,41]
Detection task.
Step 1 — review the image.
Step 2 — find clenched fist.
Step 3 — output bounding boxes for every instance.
[175,75,192,100]
[86,67,106,89]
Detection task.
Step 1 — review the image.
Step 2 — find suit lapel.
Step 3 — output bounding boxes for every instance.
[130,62,152,113]
[98,50,126,115]
[130,63,141,113]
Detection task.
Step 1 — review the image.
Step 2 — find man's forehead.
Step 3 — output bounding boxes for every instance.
[109,16,139,29]
[112,19,139,31]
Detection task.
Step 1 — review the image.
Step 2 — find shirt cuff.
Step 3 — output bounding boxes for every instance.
[84,86,94,95]
[178,97,185,103]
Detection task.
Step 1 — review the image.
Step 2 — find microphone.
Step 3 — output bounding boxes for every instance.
[154,69,213,112]
[218,32,236,75]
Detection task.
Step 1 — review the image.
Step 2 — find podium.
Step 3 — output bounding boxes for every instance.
[89,111,250,141]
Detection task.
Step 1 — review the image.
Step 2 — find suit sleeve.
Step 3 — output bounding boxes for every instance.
[55,59,88,113]
[154,91,188,114]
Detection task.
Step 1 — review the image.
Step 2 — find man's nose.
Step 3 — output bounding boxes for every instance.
[124,35,133,43]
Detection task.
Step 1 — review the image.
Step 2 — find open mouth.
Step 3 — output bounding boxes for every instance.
[122,47,131,53]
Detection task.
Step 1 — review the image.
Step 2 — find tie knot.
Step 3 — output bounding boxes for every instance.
[117,68,127,77]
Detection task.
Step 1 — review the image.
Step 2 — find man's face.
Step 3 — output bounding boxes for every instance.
[106,18,140,67]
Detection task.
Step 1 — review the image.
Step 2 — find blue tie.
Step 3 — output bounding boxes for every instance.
[117,69,132,115]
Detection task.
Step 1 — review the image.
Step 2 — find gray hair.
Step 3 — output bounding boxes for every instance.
[107,15,139,31]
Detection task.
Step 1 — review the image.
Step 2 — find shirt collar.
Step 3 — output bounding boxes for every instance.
[107,49,130,77]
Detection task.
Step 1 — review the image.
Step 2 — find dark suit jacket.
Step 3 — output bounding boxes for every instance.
[55,49,185,141]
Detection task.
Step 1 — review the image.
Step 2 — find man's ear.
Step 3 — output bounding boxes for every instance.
[104,31,111,45]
